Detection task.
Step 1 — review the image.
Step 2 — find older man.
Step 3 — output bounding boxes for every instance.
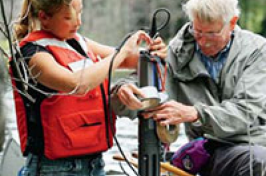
[142,0,266,175]
[114,0,266,175]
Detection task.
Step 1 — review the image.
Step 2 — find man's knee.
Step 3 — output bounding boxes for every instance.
[237,145,266,176]
[252,146,266,176]
[204,145,266,176]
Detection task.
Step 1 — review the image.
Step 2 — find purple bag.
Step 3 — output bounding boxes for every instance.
[171,138,210,175]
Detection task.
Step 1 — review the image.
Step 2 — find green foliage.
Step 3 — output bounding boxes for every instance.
[239,0,266,36]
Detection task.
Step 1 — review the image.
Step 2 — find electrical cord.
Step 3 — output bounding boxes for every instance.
[107,32,142,176]
[149,8,171,38]
[119,161,131,176]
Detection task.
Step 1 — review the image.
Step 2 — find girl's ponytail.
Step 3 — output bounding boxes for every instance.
[13,0,33,41]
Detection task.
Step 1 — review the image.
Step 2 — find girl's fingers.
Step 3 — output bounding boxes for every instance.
[135,31,152,45]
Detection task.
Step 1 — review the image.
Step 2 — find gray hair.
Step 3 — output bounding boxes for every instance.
[183,0,240,24]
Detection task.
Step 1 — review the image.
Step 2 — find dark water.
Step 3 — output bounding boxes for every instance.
[3,91,187,174]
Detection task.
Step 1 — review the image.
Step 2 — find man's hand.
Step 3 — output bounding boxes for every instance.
[117,83,146,110]
[142,100,198,126]
[149,37,167,60]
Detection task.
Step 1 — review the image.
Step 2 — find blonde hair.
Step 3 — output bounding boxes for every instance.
[14,0,72,40]
[183,0,240,24]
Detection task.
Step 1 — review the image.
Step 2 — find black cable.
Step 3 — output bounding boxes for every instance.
[149,8,171,38]
[119,161,131,176]
[154,8,171,32]
[107,32,141,176]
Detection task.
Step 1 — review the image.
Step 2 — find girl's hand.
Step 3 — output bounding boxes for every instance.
[120,30,152,59]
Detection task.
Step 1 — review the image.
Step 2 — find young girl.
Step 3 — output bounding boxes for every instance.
[11,0,167,175]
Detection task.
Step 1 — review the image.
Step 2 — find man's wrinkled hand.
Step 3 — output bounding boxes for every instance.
[142,100,198,126]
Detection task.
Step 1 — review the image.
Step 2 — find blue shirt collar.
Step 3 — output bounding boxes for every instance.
[195,33,234,81]
[196,39,232,62]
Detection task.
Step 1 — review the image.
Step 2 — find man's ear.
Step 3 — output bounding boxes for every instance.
[230,16,238,30]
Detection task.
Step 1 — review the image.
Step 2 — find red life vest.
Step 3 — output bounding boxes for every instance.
[11,30,116,159]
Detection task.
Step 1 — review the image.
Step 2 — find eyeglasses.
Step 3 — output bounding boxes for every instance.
[189,24,228,38]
